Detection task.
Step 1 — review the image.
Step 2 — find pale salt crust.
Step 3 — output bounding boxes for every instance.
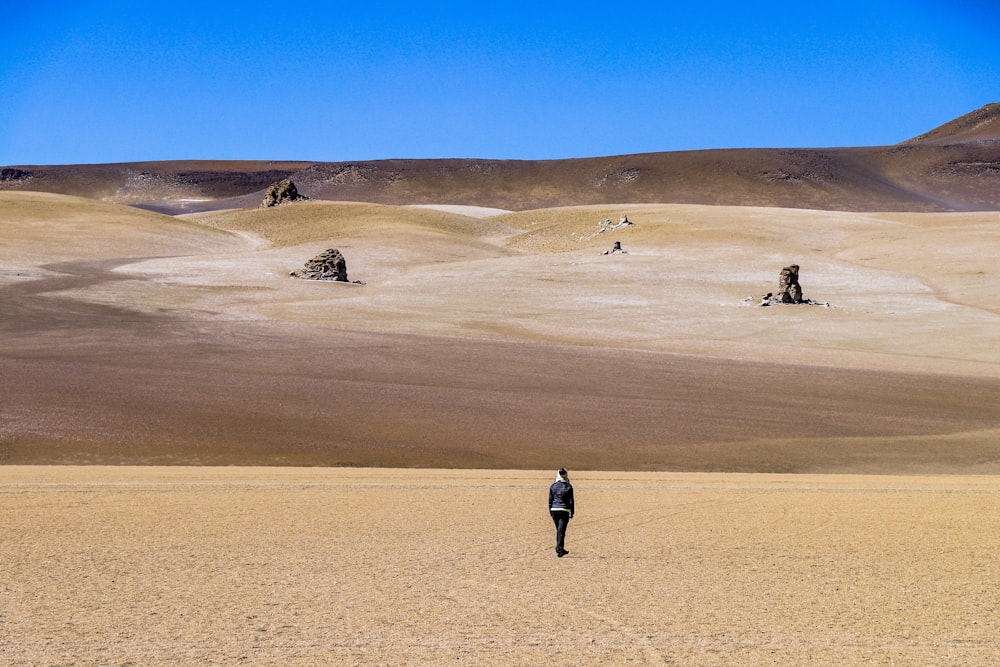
[407,203,512,217]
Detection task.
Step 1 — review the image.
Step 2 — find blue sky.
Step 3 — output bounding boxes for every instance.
[2,1,998,165]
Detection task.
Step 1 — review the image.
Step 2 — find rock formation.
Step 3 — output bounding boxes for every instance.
[602,241,627,255]
[776,264,803,303]
[290,248,349,282]
[260,178,308,207]
[758,264,828,306]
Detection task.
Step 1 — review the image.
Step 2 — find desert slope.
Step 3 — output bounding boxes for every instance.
[0,191,243,261]
[903,102,1000,145]
[3,192,1000,470]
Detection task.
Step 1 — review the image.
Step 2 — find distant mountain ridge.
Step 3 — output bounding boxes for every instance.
[902,102,1000,146]
[2,104,999,213]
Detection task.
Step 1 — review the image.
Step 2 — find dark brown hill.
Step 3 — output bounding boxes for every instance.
[2,105,998,212]
[902,102,1000,145]
[0,160,312,209]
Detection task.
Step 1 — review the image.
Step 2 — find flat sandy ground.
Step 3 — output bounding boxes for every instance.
[4,466,1000,666]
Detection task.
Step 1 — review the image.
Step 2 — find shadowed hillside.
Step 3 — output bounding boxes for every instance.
[2,105,999,213]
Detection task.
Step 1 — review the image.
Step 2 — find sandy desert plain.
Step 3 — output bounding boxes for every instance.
[4,187,1000,664]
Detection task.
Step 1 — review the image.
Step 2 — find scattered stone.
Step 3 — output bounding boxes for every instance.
[260,178,308,208]
[602,241,627,255]
[290,248,358,282]
[619,168,640,183]
[0,167,31,182]
[597,215,635,233]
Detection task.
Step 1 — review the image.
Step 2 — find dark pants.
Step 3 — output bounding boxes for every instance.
[550,510,570,553]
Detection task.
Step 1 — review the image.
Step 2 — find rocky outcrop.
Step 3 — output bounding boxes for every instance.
[290,248,348,282]
[776,264,803,303]
[260,178,308,207]
[0,168,31,182]
[758,264,828,306]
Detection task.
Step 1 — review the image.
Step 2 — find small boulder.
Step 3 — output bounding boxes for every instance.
[260,178,308,208]
[602,241,627,255]
[290,248,348,282]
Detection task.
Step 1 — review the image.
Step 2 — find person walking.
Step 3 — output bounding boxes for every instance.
[548,468,575,557]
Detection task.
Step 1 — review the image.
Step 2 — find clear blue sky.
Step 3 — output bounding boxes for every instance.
[2,1,998,165]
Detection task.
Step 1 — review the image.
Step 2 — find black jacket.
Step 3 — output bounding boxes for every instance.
[549,480,575,517]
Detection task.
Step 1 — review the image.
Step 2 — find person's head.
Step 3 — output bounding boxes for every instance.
[557,467,569,482]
